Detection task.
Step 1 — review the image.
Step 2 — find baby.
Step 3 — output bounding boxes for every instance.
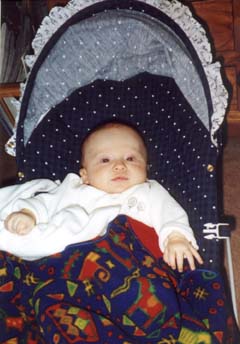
[3,121,203,270]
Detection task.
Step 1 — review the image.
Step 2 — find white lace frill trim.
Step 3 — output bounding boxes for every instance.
[5,83,24,156]
[5,0,228,155]
[146,0,228,146]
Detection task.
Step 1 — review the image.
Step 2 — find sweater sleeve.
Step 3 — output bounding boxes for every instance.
[0,178,59,223]
[148,180,198,251]
[1,173,81,224]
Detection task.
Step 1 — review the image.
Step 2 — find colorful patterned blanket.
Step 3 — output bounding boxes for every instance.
[0,215,239,343]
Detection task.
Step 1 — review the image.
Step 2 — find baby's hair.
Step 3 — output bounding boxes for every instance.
[80,119,147,167]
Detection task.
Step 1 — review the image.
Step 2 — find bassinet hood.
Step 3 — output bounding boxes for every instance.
[6,0,228,155]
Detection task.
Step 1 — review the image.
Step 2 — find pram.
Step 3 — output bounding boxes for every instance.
[1,0,239,342]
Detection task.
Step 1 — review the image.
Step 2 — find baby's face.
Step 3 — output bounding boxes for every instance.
[80,125,147,193]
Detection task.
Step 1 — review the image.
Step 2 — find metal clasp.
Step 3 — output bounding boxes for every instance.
[203,223,230,240]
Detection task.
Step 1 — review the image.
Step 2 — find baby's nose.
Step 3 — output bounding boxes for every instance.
[113,160,126,170]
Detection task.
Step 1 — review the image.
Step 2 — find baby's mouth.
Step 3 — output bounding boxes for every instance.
[111,176,128,181]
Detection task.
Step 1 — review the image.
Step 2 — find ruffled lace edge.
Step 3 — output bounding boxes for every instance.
[5,0,228,155]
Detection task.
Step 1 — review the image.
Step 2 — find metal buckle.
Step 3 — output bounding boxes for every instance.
[203,223,230,239]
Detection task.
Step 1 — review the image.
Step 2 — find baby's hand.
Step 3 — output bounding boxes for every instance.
[163,231,203,272]
[4,209,36,235]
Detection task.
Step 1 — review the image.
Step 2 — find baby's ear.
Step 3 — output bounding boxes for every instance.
[79,168,89,184]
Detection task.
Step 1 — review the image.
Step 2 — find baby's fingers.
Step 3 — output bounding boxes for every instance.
[4,213,32,234]
[13,219,28,234]
[175,253,185,272]
[163,249,172,268]
[167,251,178,271]
[184,247,203,270]
[184,250,196,271]
[4,214,16,232]
[191,247,204,265]
[164,249,182,271]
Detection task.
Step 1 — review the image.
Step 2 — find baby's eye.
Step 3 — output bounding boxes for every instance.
[101,158,110,163]
[126,156,134,162]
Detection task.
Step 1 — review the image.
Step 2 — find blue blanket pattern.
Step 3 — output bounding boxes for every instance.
[0,215,238,343]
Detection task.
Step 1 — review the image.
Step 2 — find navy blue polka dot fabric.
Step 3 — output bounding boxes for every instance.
[16,72,222,269]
